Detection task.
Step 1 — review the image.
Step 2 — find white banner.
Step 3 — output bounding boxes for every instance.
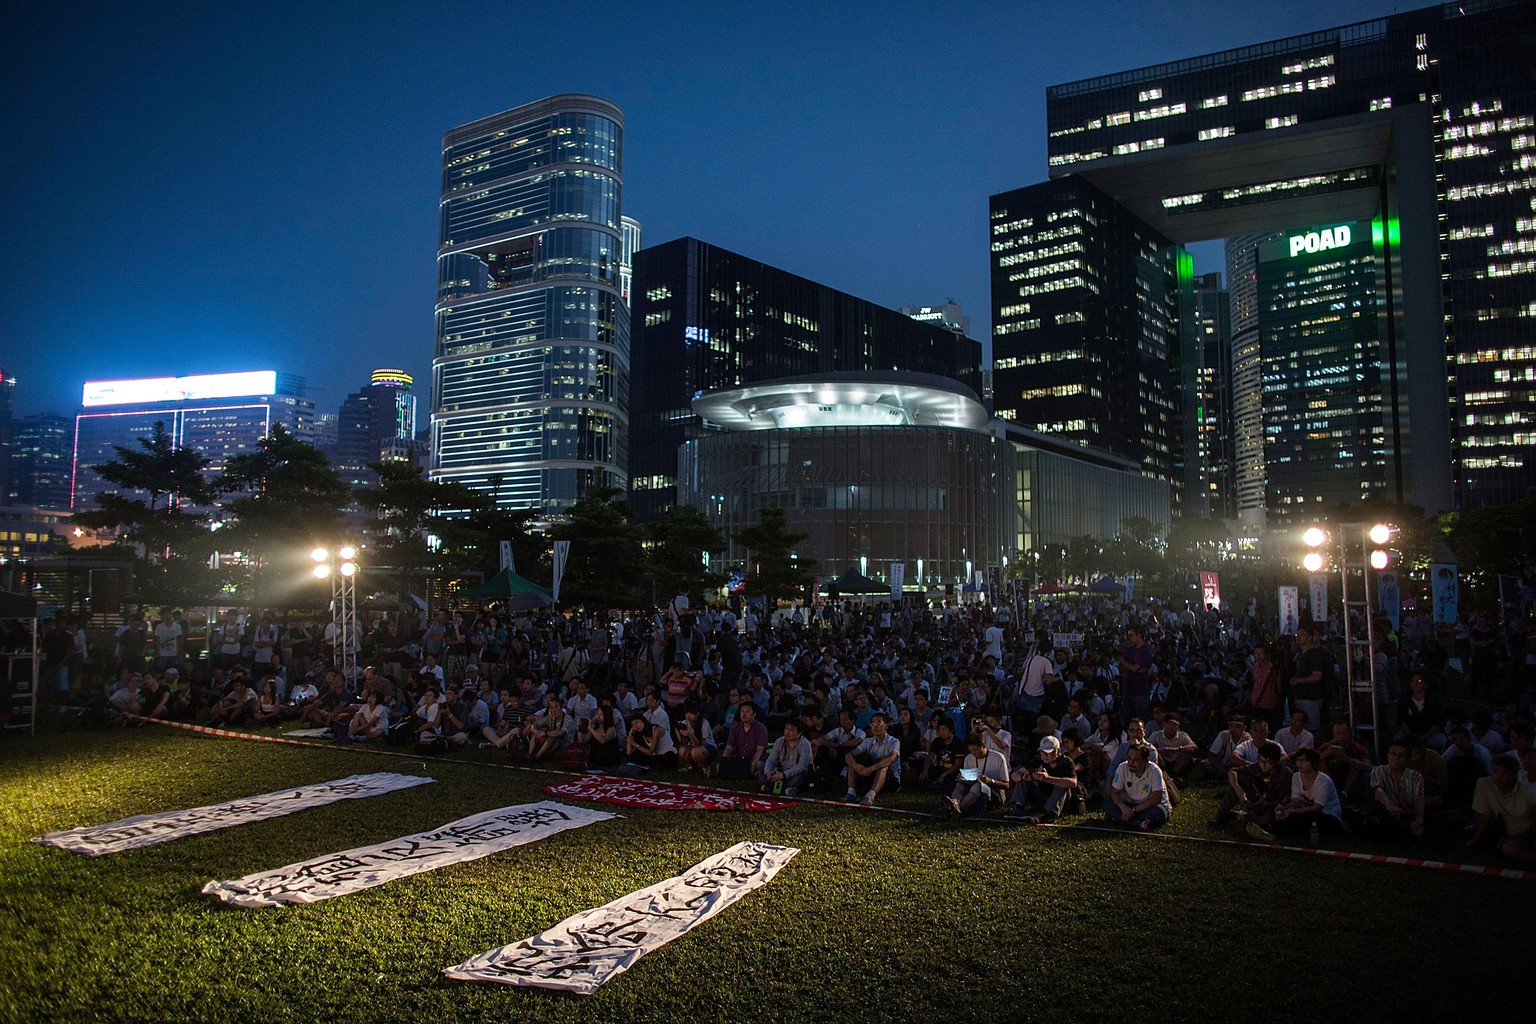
[1308,574,1328,624]
[1378,571,1401,631]
[34,773,434,857]
[499,540,515,573]
[552,540,571,604]
[443,841,798,995]
[1051,632,1085,650]
[202,801,613,908]
[1278,585,1300,635]
[1431,563,1458,624]
[889,562,905,601]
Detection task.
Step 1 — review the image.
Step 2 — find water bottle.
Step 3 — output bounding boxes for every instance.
[1308,821,1319,848]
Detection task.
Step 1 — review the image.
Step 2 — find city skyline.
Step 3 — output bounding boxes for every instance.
[1,0,1411,419]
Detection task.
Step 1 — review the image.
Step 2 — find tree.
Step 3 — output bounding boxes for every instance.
[548,486,647,608]
[1436,498,1536,604]
[648,503,726,591]
[72,421,217,605]
[733,506,815,603]
[215,425,353,603]
[1064,535,1103,582]
[354,462,483,598]
[457,502,547,582]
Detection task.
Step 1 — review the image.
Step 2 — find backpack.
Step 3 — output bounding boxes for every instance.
[563,742,590,771]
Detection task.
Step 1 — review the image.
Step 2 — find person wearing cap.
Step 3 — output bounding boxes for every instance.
[1009,734,1081,824]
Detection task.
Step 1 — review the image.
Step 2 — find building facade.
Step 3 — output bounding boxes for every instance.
[1042,0,1536,509]
[989,176,1190,501]
[431,94,629,516]
[71,371,313,510]
[629,237,983,522]
[8,413,72,510]
[1185,272,1234,518]
[335,369,418,486]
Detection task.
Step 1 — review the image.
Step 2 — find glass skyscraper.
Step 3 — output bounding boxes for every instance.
[1041,0,1536,511]
[431,95,629,515]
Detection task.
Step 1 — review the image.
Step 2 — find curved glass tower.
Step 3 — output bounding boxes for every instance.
[431,94,629,515]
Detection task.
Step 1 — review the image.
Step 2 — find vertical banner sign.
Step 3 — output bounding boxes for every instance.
[1012,579,1026,616]
[973,570,985,591]
[1124,575,1136,602]
[1277,586,1300,635]
[499,540,515,573]
[551,541,570,604]
[1199,572,1221,610]
[1377,572,1402,631]
[1308,575,1329,624]
[889,563,905,601]
[986,565,1000,598]
[1430,564,1459,625]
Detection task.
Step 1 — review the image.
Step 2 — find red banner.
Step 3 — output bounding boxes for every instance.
[543,774,792,813]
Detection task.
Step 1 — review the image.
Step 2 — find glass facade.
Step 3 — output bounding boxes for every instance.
[988,177,1190,500]
[431,95,629,515]
[679,425,1013,587]
[335,371,417,487]
[1186,272,1234,517]
[1012,447,1172,552]
[1044,0,1536,508]
[629,238,983,522]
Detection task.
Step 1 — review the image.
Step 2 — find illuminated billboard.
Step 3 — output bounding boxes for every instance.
[81,370,278,408]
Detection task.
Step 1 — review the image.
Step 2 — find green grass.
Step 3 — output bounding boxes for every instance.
[2,725,1533,1024]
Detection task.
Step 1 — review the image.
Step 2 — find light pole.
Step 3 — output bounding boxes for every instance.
[311,545,359,680]
[1301,521,1397,758]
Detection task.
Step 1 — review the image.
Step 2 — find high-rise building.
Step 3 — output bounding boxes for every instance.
[71,370,314,510]
[1042,0,1536,510]
[335,369,418,486]
[1226,234,1269,545]
[628,236,984,522]
[0,369,15,505]
[431,94,629,516]
[989,177,1190,502]
[9,413,72,509]
[899,301,971,337]
[1185,272,1234,518]
[620,216,641,307]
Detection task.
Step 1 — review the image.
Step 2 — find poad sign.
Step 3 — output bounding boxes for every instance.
[1289,224,1352,257]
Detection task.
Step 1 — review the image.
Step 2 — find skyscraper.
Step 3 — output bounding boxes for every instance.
[628,237,983,522]
[335,369,418,486]
[989,177,1189,501]
[1041,0,1536,510]
[1186,272,1234,518]
[9,413,72,509]
[431,95,629,515]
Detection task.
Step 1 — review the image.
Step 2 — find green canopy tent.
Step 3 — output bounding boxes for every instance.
[461,569,554,610]
[0,590,40,736]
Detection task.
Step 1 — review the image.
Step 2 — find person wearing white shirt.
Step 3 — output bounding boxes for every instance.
[1275,711,1315,761]
[1259,747,1344,842]
[564,679,598,724]
[1105,742,1170,831]
[943,732,1010,818]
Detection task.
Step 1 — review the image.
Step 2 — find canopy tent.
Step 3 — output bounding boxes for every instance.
[1087,576,1126,595]
[0,589,40,737]
[821,569,890,596]
[461,569,554,610]
[1030,581,1085,596]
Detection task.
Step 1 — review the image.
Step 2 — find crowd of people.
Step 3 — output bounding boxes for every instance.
[42,584,1536,861]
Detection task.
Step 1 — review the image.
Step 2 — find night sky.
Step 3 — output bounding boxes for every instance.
[1,0,1408,419]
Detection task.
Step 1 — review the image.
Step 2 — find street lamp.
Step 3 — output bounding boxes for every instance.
[310,545,359,680]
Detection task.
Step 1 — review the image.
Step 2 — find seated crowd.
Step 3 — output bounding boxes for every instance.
[97,593,1536,862]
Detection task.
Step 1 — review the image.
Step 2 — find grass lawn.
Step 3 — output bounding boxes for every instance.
[2,724,1533,1024]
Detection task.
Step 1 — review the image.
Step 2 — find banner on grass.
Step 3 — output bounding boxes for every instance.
[202,801,613,908]
[543,774,792,812]
[443,841,798,995]
[34,772,434,857]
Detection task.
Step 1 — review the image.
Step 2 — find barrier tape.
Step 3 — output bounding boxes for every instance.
[129,715,1536,881]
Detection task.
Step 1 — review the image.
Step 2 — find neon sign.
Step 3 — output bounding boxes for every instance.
[1288,224,1352,257]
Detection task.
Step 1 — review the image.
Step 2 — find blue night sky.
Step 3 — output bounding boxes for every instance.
[1,0,1408,419]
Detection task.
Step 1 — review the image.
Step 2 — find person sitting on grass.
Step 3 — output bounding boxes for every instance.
[1444,725,1493,807]
[107,673,144,725]
[1256,747,1343,842]
[205,677,256,727]
[674,702,717,773]
[138,672,171,721]
[345,689,389,742]
[1151,711,1198,786]
[1230,717,1275,769]
[624,690,678,771]
[1466,753,1536,862]
[814,709,865,792]
[1009,734,1081,825]
[1366,739,1428,841]
[526,693,571,763]
[1317,721,1373,802]
[1275,710,1315,762]
[1208,740,1291,831]
[250,677,284,727]
[845,712,901,805]
[585,700,623,768]
[921,715,968,790]
[285,673,319,721]
[719,702,769,781]
[1202,714,1252,780]
[759,719,813,797]
[1104,741,1170,831]
[942,731,1010,818]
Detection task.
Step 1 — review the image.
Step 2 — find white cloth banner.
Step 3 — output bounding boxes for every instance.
[443,841,799,995]
[1308,575,1328,624]
[34,772,434,857]
[1278,586,1300,635]
[552,540,570,604]
[202,801,614,908]
[889,562,905,601]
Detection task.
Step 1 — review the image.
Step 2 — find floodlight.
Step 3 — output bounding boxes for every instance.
[312,564,331,579]
[1303,552,1325,572]
[311,547,328,562]
[1302,527,1327,548]
[1369,550,1390,570]
[340,561,357,577]
[339,545,357,560]
[1368,523,1393,545]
